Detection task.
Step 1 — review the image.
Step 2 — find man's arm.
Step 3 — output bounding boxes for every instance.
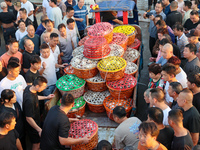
[86,15,89,26]
[59,136,90,146]
[38,94,55,100]
[74,17,83,22]
[112,19,123,25]
[16,138,23,150]
[43,7,46,15]
[26,117,42,136]
[191,132,199,146]
[28,10,33,17]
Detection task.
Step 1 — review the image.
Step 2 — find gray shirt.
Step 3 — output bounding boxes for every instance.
[184,57,200,76]
[57,1,66,14]
[177,33,189,58]
[149,10,166,38]
[59,36,73,62]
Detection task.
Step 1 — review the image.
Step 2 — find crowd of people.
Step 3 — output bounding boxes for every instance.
[0,0,200,149]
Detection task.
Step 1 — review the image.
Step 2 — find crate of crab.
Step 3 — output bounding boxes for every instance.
[64,65,74,74]
[86,74,107,92]
[69,119,98,150]
[87,22,113,44]
[113,25,137,46]
[106,74,137,99]
[97,56,127,81]
[125,62,138,76]
[128,38,141,50]
[123,47,140,63]
[103,95,133,121]
[56,74,86,98]
[83,37,111,60]
[83,90,110,113]
[57,96,86,118]
[110,33,128,51]
[71,55,99,79]
[78,36,89,46]
[72,46,84,57]
[107,44,124,58]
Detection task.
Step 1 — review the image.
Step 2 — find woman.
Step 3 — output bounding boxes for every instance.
[0,89,25,149]
[15,20,28,42]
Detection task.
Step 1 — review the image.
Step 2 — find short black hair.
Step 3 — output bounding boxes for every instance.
[156,1,164,7]
[40,15,48,23]
[148,63,162,75]
[44,19,53,25]
[147,107,163,125]
[97,140,112,150]
[5,0,12,2]
[0,112,15,128]
[155,14,163,20]
[66,6,74,13]
[187,73,200,87]
[169,82,183,94]
[8,38,18,45]
[7,61,20,70]
[18,19,26,26]
[67,18,75,25]
[173,22,183,31]
[113,106,127,118]
[155,20,166,28]
[33,76,47,86]
[30,55,41,64]
[162,63,176,76]
[185,43,197,54]
[190,10,199,16]
[40,43,49,50]
[58,23,66,30]
[191,0,199,5]
[61,93,75,107]
[50,0,57,5]
[150,88,165,102]
[184,1,192,9]
[8,57,20,64]
[0,89,15,104]
[168,109,183,125]
[139,121,160,137]
[50,33,58,39]
[19,8,27,14]
[159,38,170,46]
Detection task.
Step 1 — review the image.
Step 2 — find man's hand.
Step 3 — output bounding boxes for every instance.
[82,136,90,144]
[143,12,147,19]
[69,118,79,122]
[47,94,55,99]
[79,18,84,22]
[149,15,155,20]
[42,62,47,69]
[37,128,42,137]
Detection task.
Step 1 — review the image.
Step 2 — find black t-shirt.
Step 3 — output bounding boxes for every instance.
[101,12,116,22]
[184,19,200,30]
[193,92,200,114]
[183,106,200,133]
[0,103,24,139]
[25,70,39,84]
[157,126,174,150]
[172,44,181,59]
[0,67,7,81]
[171,131,193,150]
[22,51,36,69]
[25,18,33,27]
[166,11,182,29]
[0,129,19,150]
[0,12,15,24]
[7,5,17,18]
[40,105,70,150]
[23,85,40,130]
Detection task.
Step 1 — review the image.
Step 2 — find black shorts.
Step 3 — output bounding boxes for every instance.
[27,127,40,144]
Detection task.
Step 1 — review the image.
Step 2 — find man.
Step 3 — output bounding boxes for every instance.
[0,39,22,68]
[168,56,188,88]
[177,89,200,146]
[0,112,23,150]
[0,2,16,49]
[49,0,62,28]
[42,0,52,18]
[183,43,200,76]
[17,8,33,26]
[58,23,73,64]
[144,88,151,107]
[41,19,59,44]
[156,43,173,66]
[184,10,200,31]
[112,106,141,149]
[149,88,171,125]
[66,19,77,48]
[0,62,27,109]
[138,121,167,150]
[173,22,189,66]
[182,1,192,25]
[187,73,200,114]
[162,0,171,15]
[23,76,54,150]
[20,0,34,22]
[166,1,182,28]
[35,15,48,36]
[57,0,66,18]
[143,2,166,57]
[25,55,41,85]
[167,82,183,109]
[22,39,36,73]
[4,0,17,18]
[19,24,40,55]
[191,0,200,15]
[40,93,90,150]
[65,0,76,7]
[168,109,194,149]
[62,6,75,26]
[73,0,89,38]
[147,107,174,150]
[186,29,200,51]
[101,11,123,25]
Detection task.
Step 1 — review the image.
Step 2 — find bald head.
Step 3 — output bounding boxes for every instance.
[27,25,35,38]
[170,1,178,9]
[24,39,34,52]
[180,89,193,103]
[162,43,173,59]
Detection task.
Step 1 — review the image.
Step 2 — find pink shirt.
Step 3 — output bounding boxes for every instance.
[156,50,162,62]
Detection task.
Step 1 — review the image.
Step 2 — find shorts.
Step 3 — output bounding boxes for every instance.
[27,127,40,144]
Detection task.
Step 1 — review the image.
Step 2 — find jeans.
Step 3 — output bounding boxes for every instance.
[42,84,56,102]
[3,27,16,45]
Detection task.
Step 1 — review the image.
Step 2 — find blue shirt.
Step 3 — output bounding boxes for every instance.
[164,4,171,16]
[156,56,167,66]
[65,0,76,7]
[73,5,88,31]
[167,26,175,44]
[35,23,45,36]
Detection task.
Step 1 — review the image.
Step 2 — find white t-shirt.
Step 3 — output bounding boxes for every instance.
[0,75,27,109]
[176,68,188,88]
[15,29,28,42]
[66,27,77,48]
[40,53,57,86]
[163,106,171,125]
[49,44,60,72]
[42,0,52,18]
[49,7,62,29]
[21,1,34,22]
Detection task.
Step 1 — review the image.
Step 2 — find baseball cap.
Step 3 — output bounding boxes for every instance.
[186,29,198,37]
[1,2,7,8]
